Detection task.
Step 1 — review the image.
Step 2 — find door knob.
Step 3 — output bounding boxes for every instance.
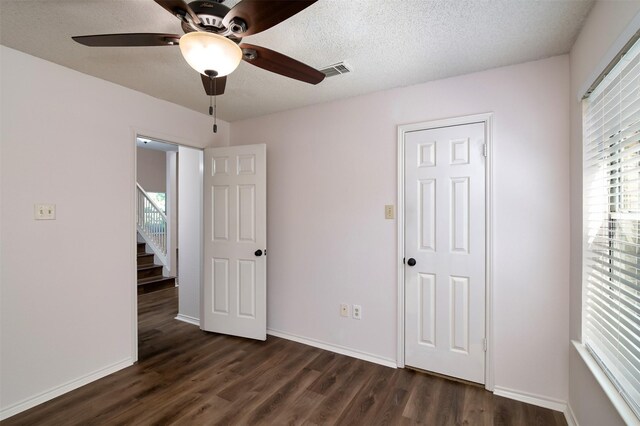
[254,249,263,257]
[407,258,416,266]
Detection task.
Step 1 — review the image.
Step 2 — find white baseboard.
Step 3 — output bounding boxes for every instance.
[0,358,132,421]
[267,328,397,368]
[175,314,200,326]
[564,403,578,426]
[493,386,567,412]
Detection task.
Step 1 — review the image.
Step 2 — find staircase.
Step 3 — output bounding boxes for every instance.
[137,240,175,294]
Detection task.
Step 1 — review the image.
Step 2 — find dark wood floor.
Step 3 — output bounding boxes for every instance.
[3,288,567,425]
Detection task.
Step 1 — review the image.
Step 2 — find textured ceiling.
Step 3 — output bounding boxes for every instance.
[0,0,593,122]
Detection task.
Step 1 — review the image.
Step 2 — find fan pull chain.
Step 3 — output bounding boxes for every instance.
[208,78,213,117]
[213,77,218,134]
[207,77,218,133]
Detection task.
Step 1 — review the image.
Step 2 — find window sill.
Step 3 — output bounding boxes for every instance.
[572,340,639,426]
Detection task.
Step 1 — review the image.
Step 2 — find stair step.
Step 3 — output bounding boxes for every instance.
[137,242,146,254]
[137,264,163,280]
[138,276,176,295]
[137,253,155,266]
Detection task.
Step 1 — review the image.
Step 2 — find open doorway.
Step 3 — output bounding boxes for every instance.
[135,135,204,359]
[136,137,178,293]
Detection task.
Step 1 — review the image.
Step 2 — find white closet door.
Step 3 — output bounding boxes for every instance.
[404,122,486,383]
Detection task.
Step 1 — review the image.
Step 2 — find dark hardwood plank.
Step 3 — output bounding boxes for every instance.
[401,372,444,423]
[460,382,493,425]
[1,288,567,426]
[335,364,394,425]
[494,394,527,426]
[212,343,321,424]
[306,353,353,395]
[172,393,230,424]
[243,366,321,424]
[303,360,377,424]
[271,389,325,425]
[369,368,416,425]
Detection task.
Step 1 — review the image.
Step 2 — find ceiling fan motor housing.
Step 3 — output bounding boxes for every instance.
[188,1,230,29]
[182,1,247,37]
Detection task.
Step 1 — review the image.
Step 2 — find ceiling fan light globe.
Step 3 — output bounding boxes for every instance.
[179,32,242,77]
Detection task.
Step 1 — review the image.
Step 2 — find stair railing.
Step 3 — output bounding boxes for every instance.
[136,183,168,265]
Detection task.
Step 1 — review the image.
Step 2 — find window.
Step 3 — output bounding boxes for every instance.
[147,192,166,213]
[583,34,640,418]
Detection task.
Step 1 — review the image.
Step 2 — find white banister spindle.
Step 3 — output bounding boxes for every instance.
[136,183,168,265]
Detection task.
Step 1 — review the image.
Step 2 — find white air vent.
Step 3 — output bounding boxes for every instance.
[320,62,352,77]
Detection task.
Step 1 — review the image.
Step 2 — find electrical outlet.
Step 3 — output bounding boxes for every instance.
[385,205,394,219]
[353,304,362,320]
[34,204,56,220]
[340,303,349,317]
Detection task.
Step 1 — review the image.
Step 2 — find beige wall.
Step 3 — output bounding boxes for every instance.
[136,148,167,193]
[231,54,571,404]
[0,46,228,418]
[569,2,640,425]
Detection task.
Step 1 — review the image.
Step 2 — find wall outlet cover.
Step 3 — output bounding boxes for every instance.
[353,304,362,320]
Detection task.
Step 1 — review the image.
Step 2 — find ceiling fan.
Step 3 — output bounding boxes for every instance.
[72,0,325,98]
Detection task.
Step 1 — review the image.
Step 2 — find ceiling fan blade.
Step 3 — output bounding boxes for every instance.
[239,43,325,85]
[201,74,227,96]
[72,33,181,47]
[154,0,201,25]
[223,1,317,37]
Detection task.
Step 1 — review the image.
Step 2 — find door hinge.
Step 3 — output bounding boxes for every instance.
[482,144,488,157]
[482,338,487,352]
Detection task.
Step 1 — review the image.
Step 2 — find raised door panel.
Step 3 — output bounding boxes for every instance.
[212,186,229,241]
[237,185,256,243]
[237,260,256,318]
[237,154,256,175]
[449,275,469,354]
[212,258,229,314]
[450,177,470,254]
[212,156,229,176]
[418,273,436,347]
[419,179,436,252]
[418,141,436,167]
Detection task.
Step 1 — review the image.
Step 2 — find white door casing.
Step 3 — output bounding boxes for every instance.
[404,122,486,384]
[203,144,267,340]
[177,146,204,324]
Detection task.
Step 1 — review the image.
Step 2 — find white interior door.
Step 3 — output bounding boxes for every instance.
[203,144,266,340]
[404,122,486,383]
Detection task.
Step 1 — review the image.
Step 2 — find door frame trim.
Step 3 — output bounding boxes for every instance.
[396,113,494,391]
[130,127,204,363]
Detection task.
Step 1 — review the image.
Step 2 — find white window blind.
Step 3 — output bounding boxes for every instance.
[583,33,640,419]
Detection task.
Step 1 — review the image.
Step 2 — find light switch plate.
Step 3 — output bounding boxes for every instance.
[34,204,56,220]
[385,205,394,219]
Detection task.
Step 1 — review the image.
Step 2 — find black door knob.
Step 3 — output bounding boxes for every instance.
[407,258,416,266]
[254,249,263,257]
